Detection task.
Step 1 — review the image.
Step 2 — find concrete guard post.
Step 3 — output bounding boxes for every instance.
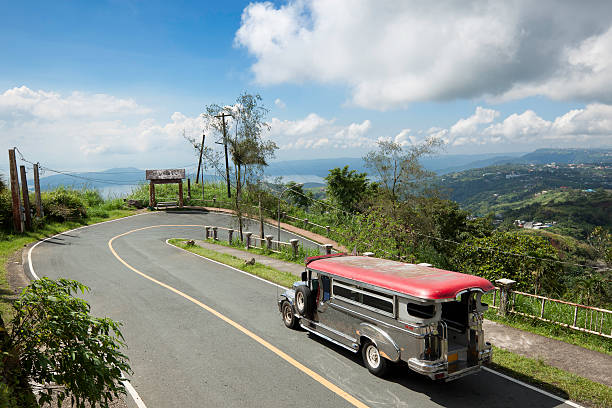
[265,235,273,250]
[363,252,374,257]
[228,229,234,244]
[290,239,299,257]
[205,226,210,240]
[324,244,333,255]
[245,232,252,249]
[495,278,516,317]
[212,226,218,241]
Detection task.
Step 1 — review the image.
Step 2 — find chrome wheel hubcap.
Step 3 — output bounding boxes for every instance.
[366,345,380,369]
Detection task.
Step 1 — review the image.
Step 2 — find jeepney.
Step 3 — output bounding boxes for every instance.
[278,253,494,381]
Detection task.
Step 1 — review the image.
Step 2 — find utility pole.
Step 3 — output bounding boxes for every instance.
[195,132,205,184]
[215,112,232,199]
[20,165,32,231]
[33,163,43,217]
[8,149,23,233]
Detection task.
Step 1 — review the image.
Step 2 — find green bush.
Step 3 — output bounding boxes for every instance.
[41,187,87,222]
[0,190,14,231]
[1,278,131,407]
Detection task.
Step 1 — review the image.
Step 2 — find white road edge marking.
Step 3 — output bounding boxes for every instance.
[482,367,585,408]
[122,378,147,408]
[27,212,154,280]
[27,211,153,408]
[28,214,585,408]
[167,240,586,408]
[165,239,287,290]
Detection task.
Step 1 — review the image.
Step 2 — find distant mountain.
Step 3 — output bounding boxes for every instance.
[36,167,146,190]
[509,148,612,165]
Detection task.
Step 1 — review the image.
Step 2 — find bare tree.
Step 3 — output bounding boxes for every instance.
[363,137,443,202]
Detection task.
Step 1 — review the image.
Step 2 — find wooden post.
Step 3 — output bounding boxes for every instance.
[245,232,252,249]
[178,180,184,207]
[324,244,333,255]
[212,227,218,240]
[149,181,156,208]
[8,149,22,233]
[19,166,32,231]
[205,226,210,239]
[228,229,234,244]
[187,178,191,199]
[33,163,43,217]
[259,195,264,239]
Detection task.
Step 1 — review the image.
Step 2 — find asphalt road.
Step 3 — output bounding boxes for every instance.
[29,211,577,408]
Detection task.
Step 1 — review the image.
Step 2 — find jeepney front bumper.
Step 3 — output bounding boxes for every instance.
[408,342,492,381]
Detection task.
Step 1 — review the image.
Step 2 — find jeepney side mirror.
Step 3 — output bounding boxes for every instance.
[301,271,308,282]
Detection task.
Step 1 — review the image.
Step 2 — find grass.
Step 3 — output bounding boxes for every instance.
[199,236,320,264]
[489,346,612,408]
[169,239,612,408]
[0,208,139,322]
[482,293,612,355]
[168,238,298,288]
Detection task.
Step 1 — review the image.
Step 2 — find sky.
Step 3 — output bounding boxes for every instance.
[1,0,612,174]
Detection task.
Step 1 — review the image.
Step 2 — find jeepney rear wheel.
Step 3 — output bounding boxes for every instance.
[362,341,389,377]
[281,300,298,329]
[295,285,313,318]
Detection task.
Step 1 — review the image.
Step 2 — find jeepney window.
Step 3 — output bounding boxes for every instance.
[320,275,331,301]
[406,303,436,319]
[332,281,394,315]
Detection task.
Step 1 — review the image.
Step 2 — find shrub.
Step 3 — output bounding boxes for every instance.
[41,187,87,222]
[1,278,131,407]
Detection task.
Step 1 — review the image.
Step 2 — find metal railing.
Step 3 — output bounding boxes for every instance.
[486,287,611,339]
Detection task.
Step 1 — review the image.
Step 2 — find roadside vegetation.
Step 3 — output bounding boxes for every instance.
[0,183,139,406]
[490,346,612,408]
[169,238,297,288]
[171,238,611,408]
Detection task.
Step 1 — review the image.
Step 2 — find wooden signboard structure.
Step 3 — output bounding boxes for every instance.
[146,169,186,208]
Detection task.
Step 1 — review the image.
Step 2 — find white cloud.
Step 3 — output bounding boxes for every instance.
[0,86,203,171]
[440,104,612,147]
[274,98,286,109]
[268,114,373,151]
[0,86,149,120]
[236,1,612,108]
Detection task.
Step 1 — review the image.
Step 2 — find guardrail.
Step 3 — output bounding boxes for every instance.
[485,287,611,339]
[203,225,334,257]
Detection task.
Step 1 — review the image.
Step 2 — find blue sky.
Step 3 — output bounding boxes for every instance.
[1,0,611,172]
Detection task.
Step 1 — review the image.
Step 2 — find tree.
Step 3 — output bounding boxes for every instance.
[1,278,130,407]
[324,166,375,212]
[198,93,278,238]
[284,182,311,209]
[363,137,443,202]
[453,231,562,295]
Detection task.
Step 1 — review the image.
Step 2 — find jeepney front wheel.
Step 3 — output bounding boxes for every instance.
[362,341,389,377]
[281,300,298,329]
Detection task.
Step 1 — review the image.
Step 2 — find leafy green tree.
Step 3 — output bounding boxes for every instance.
[324,166,375,212]
[453,231,562,295]
[284,182,311,209]
[1,278,130,407]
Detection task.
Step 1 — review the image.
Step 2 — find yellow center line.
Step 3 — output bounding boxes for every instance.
[108,225,369,408]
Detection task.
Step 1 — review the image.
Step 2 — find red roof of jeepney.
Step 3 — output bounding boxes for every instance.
[306,254,494,300]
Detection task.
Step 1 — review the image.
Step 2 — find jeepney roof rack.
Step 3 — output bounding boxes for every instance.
[305,252,347,266]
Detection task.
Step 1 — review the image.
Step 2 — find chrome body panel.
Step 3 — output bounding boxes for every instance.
[278,273,493,382]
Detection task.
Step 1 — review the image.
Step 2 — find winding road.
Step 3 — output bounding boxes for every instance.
[28,211,578,408]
